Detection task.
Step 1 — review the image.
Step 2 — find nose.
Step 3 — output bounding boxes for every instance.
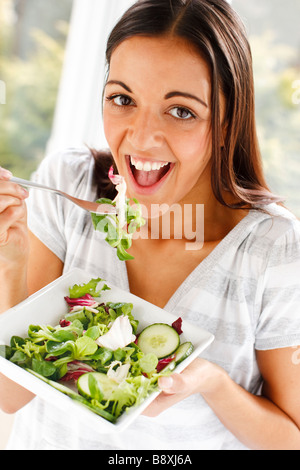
[126,109,164,151]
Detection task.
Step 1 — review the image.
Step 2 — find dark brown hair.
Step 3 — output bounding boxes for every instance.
[92,0,283,208]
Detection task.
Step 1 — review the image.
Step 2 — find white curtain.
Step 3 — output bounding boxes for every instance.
[47,0,135,154]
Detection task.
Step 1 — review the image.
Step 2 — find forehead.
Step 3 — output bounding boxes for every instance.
[108,35,211,95]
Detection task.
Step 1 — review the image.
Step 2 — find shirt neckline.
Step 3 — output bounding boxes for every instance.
[119,208,271,312]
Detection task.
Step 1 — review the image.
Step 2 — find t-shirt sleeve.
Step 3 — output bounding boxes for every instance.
[26,147,95,262]
[255,217,300,350]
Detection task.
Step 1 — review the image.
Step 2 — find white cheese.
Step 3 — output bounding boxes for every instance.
[95,315,136,350]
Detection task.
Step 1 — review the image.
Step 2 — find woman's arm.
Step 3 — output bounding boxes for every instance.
[0,174,29,313]
[0,172,63,413]
[0,234,63,413]
[144,348,300,450]
[27,231,64,296]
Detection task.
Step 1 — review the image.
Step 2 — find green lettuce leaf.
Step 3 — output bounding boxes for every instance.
[68,278,109,299]
[91,198,145,261]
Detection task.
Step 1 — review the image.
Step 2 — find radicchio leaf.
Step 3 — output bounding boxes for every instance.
[108,165,124,186]
[156,355,176,373]
[64,294,97,307]
[60,360,94,382]
[172,317,183,335]
[59,319,71,327]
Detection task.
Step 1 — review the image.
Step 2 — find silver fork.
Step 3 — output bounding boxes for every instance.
[10,176,117,215]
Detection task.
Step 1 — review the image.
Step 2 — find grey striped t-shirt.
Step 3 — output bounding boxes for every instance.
[7,148,300,450]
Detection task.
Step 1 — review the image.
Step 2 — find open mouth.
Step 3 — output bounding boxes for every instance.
[126,155,174,194]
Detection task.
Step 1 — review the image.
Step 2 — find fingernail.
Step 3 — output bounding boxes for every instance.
[20,186,29,197]
[159,376,173,389]
[0,167,13,179]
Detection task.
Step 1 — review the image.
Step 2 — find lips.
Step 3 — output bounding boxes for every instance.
[125,155,174,194]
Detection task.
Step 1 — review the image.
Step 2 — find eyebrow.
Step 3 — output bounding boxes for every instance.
[105,80,132,93]
[105,80,208,108]
[165,91,208,108]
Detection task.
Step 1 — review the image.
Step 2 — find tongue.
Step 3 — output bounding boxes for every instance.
[133,166,169,187]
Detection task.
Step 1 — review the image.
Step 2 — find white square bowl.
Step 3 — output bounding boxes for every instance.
[0,268,214,433]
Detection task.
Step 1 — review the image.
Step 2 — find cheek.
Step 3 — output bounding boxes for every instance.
[174,127,212,170]
[103,114,115,147]
[103,110,124,151]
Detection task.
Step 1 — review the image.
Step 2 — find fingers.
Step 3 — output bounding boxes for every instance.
[158,361,202,394]
[0,167,29,199]
[158,374,181,394]
[0,167,29,247]
[143,359,214,418]
[0,180,29,199]
[0,194,25,213]
[142,374,187,418]
[0,182,29,240]
[0,202,27,244]
[0,167,13,180]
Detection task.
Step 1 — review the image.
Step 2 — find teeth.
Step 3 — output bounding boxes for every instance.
[130,156,169,172]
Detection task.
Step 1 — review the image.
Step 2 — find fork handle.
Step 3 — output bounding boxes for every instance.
[10,176,60,195]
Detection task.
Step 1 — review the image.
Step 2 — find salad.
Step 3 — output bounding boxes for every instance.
[1,278,194,424]
[91,167,145,261]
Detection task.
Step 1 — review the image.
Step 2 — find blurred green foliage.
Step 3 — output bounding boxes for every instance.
[0,1,299,214]
[251,32,300,214]
[0,0,68,177]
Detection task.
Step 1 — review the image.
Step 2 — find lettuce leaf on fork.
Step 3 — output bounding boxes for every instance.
[91,167,145,261]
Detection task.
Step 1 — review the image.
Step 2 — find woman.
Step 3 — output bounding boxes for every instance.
[1,0,300,450]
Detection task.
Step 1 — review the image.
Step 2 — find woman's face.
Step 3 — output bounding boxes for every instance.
[103,35,213,210]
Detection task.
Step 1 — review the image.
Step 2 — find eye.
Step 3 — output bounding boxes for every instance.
[106,94,133,107]
[169,106,196,120]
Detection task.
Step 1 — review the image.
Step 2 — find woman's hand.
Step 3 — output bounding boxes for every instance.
[143,357,227,417]
[0,167,29,266]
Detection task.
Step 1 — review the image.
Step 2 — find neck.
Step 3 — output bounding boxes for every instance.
[135,175,248,246]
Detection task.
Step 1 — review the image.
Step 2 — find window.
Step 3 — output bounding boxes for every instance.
[232,0,300,215]
[0,0,73,178]
[48,0,135,155]
[1,0,299,216]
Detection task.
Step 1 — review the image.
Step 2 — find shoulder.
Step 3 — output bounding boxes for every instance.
[259,205,299,248]
[246,205,299,252]
[34,146,94,179]
[250,205,300,272]
[231,204,300,277]
[254,206,300,350]
[32,147,96,198]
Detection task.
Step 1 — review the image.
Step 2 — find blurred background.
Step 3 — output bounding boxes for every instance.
[0,0,300,449]
[0,0,300,213]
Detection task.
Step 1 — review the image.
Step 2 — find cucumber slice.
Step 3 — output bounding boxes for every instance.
[174,342,194,365]
[77,372,118,401]
[137,323,180,359]
[27,369,116,422]
[28,369,82,399]
[156,342,194,373]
